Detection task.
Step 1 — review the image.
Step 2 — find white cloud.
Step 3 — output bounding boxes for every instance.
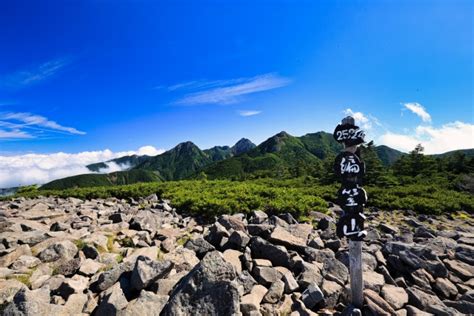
[136,145,164,156]
[0,129,33,139]
[379,121,474,154]
[166,78,248,92]
[0,112,85,138]
[1,58,70,89]
[403,102,432,122]
[174,73,291,105]
[0,146,165,188]
[238,110,262,117]
[343,108,373,130]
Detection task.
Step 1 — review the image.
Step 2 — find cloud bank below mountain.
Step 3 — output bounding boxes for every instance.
[0,146,164,188]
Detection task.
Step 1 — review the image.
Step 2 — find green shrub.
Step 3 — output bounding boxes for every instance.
[8,178,474,217]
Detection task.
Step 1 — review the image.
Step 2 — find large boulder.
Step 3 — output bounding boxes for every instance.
[162,251,240,315]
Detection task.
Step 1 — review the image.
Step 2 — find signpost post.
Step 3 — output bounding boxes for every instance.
[333,116,367,314]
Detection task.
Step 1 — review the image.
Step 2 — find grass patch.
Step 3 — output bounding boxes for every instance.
[452,211,472,221]
[176,234,191,246]
[106,235,116,252]
[74,239,87,250]
[115,253,124,264]
[117,237,134,248]
[156,249,164,261]
[8,273,32,287]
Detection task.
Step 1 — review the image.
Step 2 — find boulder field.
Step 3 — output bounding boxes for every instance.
[0,196,473,315]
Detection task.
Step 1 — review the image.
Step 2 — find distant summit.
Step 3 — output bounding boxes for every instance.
[41,130,471,190]
[232,138,256,156]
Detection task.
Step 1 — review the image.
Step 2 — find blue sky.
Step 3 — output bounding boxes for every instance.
[0,0,472,160]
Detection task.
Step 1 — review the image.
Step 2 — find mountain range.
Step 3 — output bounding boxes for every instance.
[41,131,406,190]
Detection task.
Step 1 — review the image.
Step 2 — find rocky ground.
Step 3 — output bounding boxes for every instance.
[0,196,473,316]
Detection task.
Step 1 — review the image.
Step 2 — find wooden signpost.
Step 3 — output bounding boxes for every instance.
[333,116,367,314]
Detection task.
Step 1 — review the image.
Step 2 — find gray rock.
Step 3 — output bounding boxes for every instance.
[2,288,59,316]
[0,231,47,247]
[205,221,230,248]
[236,270,257,295]
[321,279,343,308]
[79,258,104,276]
[118,291,168,316]
[364,288,396,316]
[405,218,423,228]
[218,214,246,231]
[455,244,474,265]
[379,223,399,235]
[240,284,267,316]
[10,255,41,270]
[249,236,292,268]
[247,224,273,238]
[434,278,457,299]
[249,210,268,224]
[63,293,88,315]
[297,261,323,290]
[406,287,457,315]
[282,270,299,293]
[37,240,78,262]
[0,244,32,267]
[129,210,164,233]
[263,279,285,304]
[412,268,433,290]
[55,258,81,277]
[381,284,409,310]
[363,270,386,292]
[152,271,187,296]
[91,261,134,292]
[228,230,251,250]
[308,236,325,249]
[443,299,474,315]
[269,226,306,251]
[252,265,282,287]
[405,305,434,315]
[301,284,324,309]
[444,259,474,280]
[184,236,215,259]
[268,215,290,228]
[414,226,436,238]
[96,282,129,315]
[131,256,173,291]
[162,251,240,315]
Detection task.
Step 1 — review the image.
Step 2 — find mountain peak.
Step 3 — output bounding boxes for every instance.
[275,131,290,138]
[174,141,199,151]
[232,138,256,155]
